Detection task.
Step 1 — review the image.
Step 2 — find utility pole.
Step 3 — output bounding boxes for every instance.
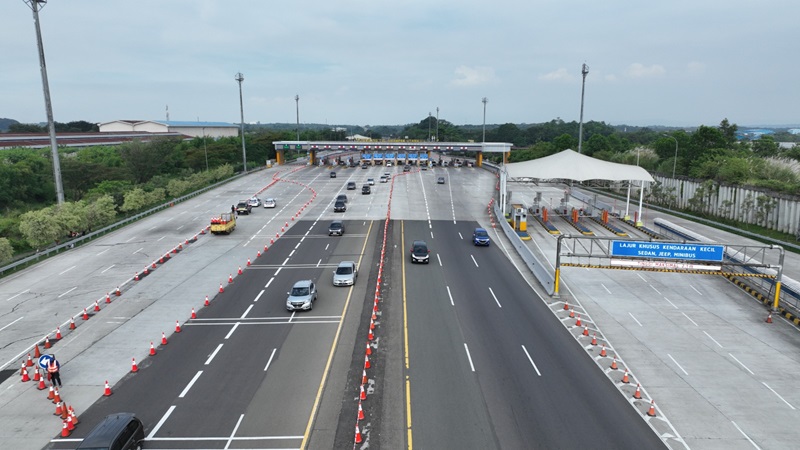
[295,94,300,141]
[577,63,589,154]
[435,107,439,142]
[25,0,64,204]
[482,97,488,142]
[235,72,247,173]
[428,112,432,141]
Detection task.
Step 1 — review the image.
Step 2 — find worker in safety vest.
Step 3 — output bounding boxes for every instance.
[47,357,62,387]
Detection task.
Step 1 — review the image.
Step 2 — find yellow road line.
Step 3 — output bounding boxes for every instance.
[402,221,413,449]
[300,220,374,449]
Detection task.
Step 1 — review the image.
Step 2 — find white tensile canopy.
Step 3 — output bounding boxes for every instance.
[505,149,654,182]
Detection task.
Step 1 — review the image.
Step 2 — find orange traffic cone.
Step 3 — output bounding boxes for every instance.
[204,295,209,306]
[633,383,642,399]
[219,283,224,293]
[237,266,243,275]
[563,301,570,311]
[115,286,121,296]
[55,327,62,340]
[69,405,79,425]
[54,401,63,416]
[82,308,89,320]
[358,402,365,420]
[134,272,139,281]
[175,320,182,333]
[47,385,55,400]
[766,313,773,323]
[582,325,589,337]
[26,353,34,367]
[61,402,69,419]
[66,414,75,431]
[575,315,582,327]
[53,387,61,404]
[94,300,100,312]
[191,308,196,319]
[103,380,112,396]
[366,342,372,356]
[44,336,51,349]
[591,333,597,346]
[150,342,156,356]
[362,369,368,385]
[37,374,47,390]
[33,367,41,381]
[69,317,76,330]
[622,369,630,384]
[161,332,168,345]
[228,274,234,284]
[610,357,618,370]
[355,424,362,444]
[20,363,30,382]
[247,258,251,266]
[61,420,71,438]
[360,384,367,400]
[647,400,656,417]
[569,308,575,319]
[131,358,138,373]
[257,250,261,257]
[368,328,374,341]
[264,244,268,252]
[106,292,111,304]
[34,344,41,358]
[364,354,370,370]
[600,344,607,358]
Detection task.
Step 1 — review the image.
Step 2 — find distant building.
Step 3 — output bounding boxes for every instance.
[788,129,800,135]
[99,120,239,138]
[736,128,776,140]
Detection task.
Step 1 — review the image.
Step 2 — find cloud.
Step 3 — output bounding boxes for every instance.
[687,61,706,75]
[449,66,495,87]
[539,68,572,82]
[625,63,666,78]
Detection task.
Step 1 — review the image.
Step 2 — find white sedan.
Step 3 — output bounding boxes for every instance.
[263,198,277,208]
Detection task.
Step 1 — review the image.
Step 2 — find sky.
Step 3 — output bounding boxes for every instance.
[2,1,798,128]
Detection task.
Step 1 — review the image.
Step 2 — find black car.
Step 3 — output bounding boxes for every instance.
[328,220,345,236]
[362,185,371,195]
[330,171,337,178]
[76,412,144,450]
[403,165,411,172]
[236,201,252,215]
[336,194,348,203]
[347,181,356,190]
[410,240,430,264]
[334,201,347,212]
[362,164,369,169]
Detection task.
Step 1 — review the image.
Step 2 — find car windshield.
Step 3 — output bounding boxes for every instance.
[413,245,427,253]
[330,223,341,229]
[336,266,353,275]
[291,287,309,296]
[475,230,488,237]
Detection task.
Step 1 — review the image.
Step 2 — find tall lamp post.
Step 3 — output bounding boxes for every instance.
[435,107,439,142]
[25,0,64,204]
[577,63,589,154]
[663,134,679,178]
[235,72,247,173]
[202,127,209,172]
[482,97,488,142]
[428,112,432,141]
[295,94,300,141]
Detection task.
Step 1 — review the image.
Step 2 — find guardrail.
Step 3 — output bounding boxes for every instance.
[0,168,262,277]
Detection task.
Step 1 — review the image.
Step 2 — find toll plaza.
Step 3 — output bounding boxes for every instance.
[272,141,512,167]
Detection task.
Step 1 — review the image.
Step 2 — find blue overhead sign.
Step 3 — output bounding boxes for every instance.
[611,241,724,262]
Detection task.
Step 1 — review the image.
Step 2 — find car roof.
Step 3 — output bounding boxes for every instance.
[337,260,355,267]
[412,240,427,246]
[78,413,139,447]
[475,227,487,232]
[292,280,313,288]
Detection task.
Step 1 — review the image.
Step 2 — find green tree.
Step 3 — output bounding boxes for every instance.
[751,135,779,157]
[121,188,150,212]
[85,195,117,230]
[553,134,575,151]
[19,209,62,248]
[0,237,13,263]
[718,118,738,147]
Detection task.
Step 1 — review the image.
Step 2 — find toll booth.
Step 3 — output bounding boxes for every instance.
[512,207,527,232]
[557,191,570,215]
[528,192,543,216]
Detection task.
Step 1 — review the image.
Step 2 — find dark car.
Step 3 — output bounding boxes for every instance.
[410,240,430,264]
[437,176,445,184]
[362,164,369,169]
[330,171,337,178]
[403,165,411,172]
[347,181,357,190]
[472,227,491,246]
[76,412,144,450]
[236,201,252,215]
[336,194,348,203]
[328,220,345,236]
[362,184,371,195]
[334,201,347,212]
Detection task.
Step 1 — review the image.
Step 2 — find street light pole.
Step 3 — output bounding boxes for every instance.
[25,0,64,204]
[663,134,679,178]
[435,107,439,142]
[428,112,432,141]
[295,94,300,141]
[482,97,488,142]
[577,63,589,154]
[203,127,209,171]
[235,72,247,173]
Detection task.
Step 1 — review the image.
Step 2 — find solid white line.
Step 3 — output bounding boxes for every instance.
[144,435,304,441]
[682,312,698,327]
[703,331,723,348]
[463,343,475,372]
[147,405,176,439]
[728,353,754,375]
[649,284,661,295]
[59,265,76,275]
[5,289,30,302]
[471,255,479,268]
[663,297,678,309]
[264,348,277,372]
[601,283,611,294]
[521,345,542,376]
[57,287,77,298]
[254,290,264,302]
[225,322,240,339]
[96,248,110,256]
[241,304,254,319]
[265,278,274,288]
[100,264,115,274]
[446,286,454,306]
[0,317,23,332]
[489,287,502,308]
[132,247,144,254]
[224,414,246,450]
[691,285,703,296]
[629,312,643,327]
[179,371,203,398]
[731,421,762,450]
[762,382,796,409]
[667,354,689,376]
[205,344,223,365]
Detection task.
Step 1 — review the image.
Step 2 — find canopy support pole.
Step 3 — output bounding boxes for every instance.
[636,181,645,226]
[624,182,632,221]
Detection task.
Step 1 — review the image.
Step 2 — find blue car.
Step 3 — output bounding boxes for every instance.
[472,228,490,246]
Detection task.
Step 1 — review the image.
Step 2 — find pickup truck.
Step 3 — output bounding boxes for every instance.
[210,213,236,234]
[236,201,252,215]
